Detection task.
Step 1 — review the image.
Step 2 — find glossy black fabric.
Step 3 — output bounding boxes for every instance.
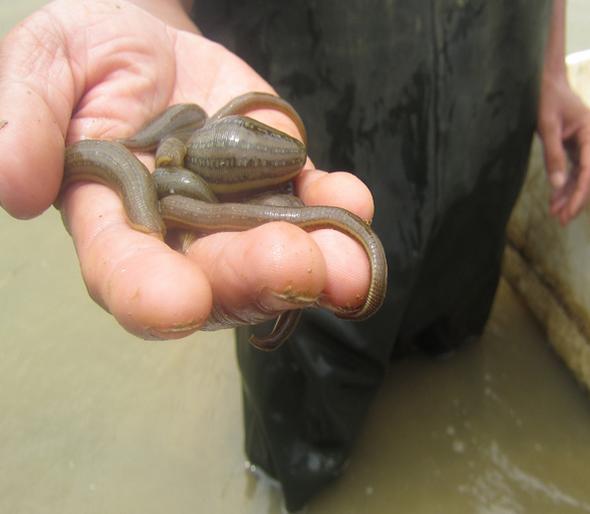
[192,1,551,510]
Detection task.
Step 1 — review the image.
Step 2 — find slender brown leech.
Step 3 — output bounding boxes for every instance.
[155,137,187,168]
[152,167,218,203]
[63,140,165,237]
[118,103,207,151]
[250,310,303,351]
[210,91,308,145]
[159,195,388,321]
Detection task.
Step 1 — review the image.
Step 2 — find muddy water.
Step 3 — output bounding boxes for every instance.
[1,2,590,514]
[308,283,590,514]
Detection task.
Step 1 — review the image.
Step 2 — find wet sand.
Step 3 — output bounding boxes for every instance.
[1,2,590,514]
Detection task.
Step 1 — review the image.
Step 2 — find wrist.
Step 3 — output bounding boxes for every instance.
[127,0,199,33]
[542,0,566,77]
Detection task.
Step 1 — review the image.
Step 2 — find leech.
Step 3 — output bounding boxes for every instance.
[118,103,207,151]
[249,310,303,351]
[159,195,387,321]
[210,91,308,145]
[62,140,165,237]
[155,137,187,168]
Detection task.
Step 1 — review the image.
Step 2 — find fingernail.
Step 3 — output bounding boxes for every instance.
[143,321,202,340]
[550,170,567,189]
[318,293,363,316]
[258,287,318,314]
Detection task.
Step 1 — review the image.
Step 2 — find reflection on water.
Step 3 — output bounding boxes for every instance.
[482,442,590,513]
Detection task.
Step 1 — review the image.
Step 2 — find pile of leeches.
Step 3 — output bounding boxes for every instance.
[61,92,388,350]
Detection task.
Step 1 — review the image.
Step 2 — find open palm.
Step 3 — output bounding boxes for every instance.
[0,0,375,339]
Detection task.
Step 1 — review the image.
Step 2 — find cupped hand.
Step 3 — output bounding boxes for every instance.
[538,73,590,225]
[0,0,374,339]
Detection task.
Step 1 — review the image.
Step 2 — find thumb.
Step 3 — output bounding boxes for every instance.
[541,120,568,191]
[0,7,74,218]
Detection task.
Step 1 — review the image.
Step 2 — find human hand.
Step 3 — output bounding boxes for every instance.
[537,73,590,225]
[0,0,375,339]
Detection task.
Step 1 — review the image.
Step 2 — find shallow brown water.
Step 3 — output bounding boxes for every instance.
[308,283,590,514]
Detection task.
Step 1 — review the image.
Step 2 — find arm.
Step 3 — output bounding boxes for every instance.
[538,0,590,225]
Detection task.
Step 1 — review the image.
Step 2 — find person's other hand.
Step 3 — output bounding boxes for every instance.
[0,0,374,339]
[538,72,590,225]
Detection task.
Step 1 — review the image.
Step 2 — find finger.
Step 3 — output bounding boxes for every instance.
[0,10,75,218]
[309,228,371,311]
[61,183,212,339]
[296,168,375,222]
[550,188,569,215]
[295,169,375,308]
[185,222,328,321]
[563,126,590,222]
[184,171,375,317]
[540,118,569,194]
